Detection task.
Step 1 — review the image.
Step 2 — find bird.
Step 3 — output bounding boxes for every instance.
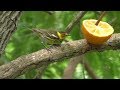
[32,29,69,46]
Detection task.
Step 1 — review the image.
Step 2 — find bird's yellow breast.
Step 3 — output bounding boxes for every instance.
[57,32,64,39]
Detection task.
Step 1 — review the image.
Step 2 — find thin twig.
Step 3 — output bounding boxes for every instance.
[95,11,107,25]
[65,11,87,34]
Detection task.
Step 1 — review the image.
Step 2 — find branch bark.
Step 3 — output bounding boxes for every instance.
[0,33,119,79]
[0,11,22,56]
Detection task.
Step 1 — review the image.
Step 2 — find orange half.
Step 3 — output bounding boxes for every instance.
[81,19,114,45]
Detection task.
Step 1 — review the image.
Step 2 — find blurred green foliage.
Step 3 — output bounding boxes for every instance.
[1,11,120,79]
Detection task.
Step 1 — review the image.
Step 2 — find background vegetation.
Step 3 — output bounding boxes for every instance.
[1,11,120,79]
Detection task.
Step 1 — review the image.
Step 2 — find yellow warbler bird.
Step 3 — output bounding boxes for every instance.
[32,29,69,46]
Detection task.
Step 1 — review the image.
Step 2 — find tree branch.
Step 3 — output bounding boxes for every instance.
[0,33,119,79]
[63,55,99,79]
[62,56,82,79]
[80,58,99,79]
[65,11,87,34]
